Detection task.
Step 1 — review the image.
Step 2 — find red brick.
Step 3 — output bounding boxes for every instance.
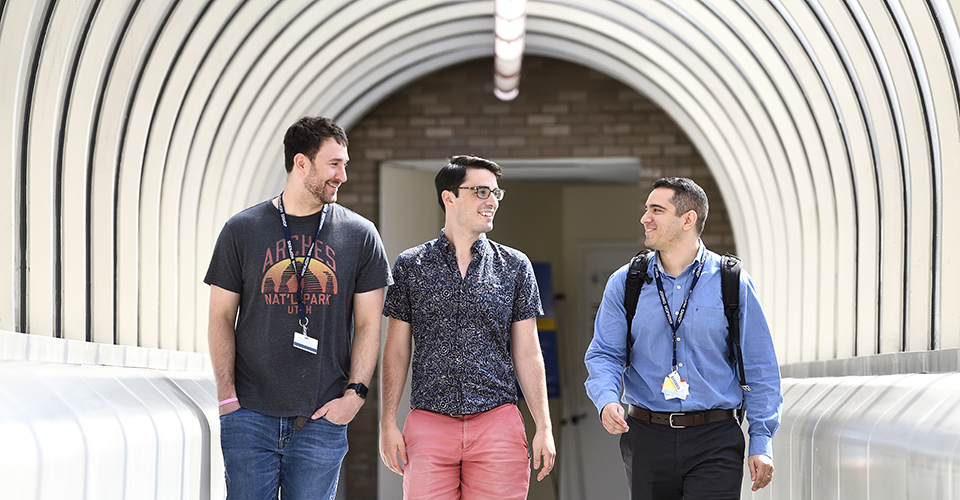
[648,134,677,145]
[498,137,526,147]
[425,127,454,138]
[542,103,569,113]
[542,125,571,136]
[527,114,557,125]
[558,90,587,101]
[603,124,631,134]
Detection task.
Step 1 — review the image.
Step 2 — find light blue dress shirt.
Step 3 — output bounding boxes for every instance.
[584,244,782,457]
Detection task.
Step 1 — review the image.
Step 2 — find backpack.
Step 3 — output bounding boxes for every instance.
[622,250,751,392]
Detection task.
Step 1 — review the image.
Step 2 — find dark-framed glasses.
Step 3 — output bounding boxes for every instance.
[457,186,505,201]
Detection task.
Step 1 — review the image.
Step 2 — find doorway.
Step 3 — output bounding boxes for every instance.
[377,159,642,500]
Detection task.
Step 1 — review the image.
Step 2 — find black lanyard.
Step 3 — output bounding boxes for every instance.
[653,255,704,370]
[277,193,328,327]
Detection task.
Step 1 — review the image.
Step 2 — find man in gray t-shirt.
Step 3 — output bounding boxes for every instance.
[204,116,391,500]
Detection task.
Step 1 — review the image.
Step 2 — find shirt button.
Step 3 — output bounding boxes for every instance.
[676,337,681,342]
[676,285,682,290]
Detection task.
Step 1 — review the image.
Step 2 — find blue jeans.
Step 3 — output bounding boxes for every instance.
[220,408,348,500]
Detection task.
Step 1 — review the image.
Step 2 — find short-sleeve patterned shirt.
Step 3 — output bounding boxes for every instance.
[383,230,543,415]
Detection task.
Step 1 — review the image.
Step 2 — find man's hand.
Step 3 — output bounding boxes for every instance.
[379,423,408,475]
[748,454,775,491]
[601,402,629,434]
[531,427,556,481]
[311,391,364,425]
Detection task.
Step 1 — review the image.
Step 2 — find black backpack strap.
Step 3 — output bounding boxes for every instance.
[721,253,750,392]
[623,250,653,368]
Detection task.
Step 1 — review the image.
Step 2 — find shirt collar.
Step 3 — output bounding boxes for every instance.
[654,239,706,277]
[437,229,489,256]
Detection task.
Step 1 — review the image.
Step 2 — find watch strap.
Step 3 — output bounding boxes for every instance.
[346,382,368,399]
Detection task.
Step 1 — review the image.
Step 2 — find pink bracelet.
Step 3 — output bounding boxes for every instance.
[218,397,239,407]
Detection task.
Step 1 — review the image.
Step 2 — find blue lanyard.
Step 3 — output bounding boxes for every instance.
[277,193,328,327]
[653,256,704,370]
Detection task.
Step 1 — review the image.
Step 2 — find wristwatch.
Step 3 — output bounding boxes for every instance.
[345,382,368,399]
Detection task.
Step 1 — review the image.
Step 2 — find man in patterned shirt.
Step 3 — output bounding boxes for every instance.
[379,155,556,499]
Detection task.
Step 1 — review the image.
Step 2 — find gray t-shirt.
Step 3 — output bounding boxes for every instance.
[205,200,392,417]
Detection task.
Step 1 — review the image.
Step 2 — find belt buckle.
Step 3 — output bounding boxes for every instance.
[668,413,686,429]
[449,413,464,418]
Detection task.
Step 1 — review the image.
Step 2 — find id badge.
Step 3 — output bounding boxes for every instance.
[661,370,689,400]
[293,331,318,355]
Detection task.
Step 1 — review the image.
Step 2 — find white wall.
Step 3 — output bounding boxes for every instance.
[377,164,443,499]
[0,331,220,500]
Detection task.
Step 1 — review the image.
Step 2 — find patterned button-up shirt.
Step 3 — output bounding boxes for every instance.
[383,230,543,415]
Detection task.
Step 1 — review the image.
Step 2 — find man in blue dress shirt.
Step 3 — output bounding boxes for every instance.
[585,177,782,499]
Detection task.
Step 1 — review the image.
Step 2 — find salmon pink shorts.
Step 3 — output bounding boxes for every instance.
[402,403,530,499]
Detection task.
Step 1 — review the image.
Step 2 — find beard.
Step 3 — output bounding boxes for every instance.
[305,175,337,205]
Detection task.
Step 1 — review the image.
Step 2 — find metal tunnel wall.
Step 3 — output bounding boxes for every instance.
[2,2,960,499]
[2,0,958,363]
[0,331,218,500]
[749,371,960,499]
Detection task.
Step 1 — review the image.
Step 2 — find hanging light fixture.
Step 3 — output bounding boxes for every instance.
[494,0,526,101]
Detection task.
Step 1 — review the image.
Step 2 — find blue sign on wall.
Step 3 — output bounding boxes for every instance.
[534,262,561,398]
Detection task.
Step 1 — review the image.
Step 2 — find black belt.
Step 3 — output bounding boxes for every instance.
[627,405,738,429]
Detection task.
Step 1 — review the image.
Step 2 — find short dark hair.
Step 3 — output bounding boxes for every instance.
[652,177,709,234]
[283,116,348,172]
[434,155,502,211]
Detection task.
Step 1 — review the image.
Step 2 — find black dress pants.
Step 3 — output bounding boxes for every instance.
[619,414,745,500]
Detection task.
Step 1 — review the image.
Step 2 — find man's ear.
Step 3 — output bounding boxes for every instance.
[292,152,308,175]
[682,210,698,232]
[441,189,456,208]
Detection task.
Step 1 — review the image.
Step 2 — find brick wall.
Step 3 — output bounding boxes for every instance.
[337,56,734,499]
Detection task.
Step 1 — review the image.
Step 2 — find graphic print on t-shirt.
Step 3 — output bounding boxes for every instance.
[260,237,338,315]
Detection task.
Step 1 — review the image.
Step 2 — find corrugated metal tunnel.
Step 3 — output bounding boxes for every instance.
[2,1,959,499]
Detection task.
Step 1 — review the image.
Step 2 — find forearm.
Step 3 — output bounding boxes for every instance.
[744,386,781,457]
[511,317,557,480]
[208,323,237,398]
[348,327,379,388]
[584,277,630,413]
[207,285,240,401]
[741,281,783,457]
[511,318,552,430]
[380,318,412,426]
[348,288,386,388]
[515,354,551,430]
[584,343,626,415]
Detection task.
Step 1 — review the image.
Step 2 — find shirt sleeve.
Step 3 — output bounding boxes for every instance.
[511,256,544,323]
[203,218,244,293]
[739,269,783,457]
[383,253,411,322]
[584,264,629,417]
[354,222,393,293]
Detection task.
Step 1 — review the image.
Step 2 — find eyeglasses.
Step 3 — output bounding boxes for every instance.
[457,186,505,201]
